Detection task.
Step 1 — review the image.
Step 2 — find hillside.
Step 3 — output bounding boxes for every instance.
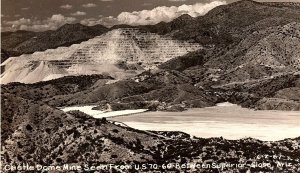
[1,1,300,172]
[2,67,299,112]
[1,94,300,172]
[1,24,109,62]
[1,74,113,102]
[155,0,300,110]
[165,0,300,46]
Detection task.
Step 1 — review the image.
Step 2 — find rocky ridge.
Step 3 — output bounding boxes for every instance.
[1,24,109,62]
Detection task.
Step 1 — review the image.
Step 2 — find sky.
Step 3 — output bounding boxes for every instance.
[1,0,299,32]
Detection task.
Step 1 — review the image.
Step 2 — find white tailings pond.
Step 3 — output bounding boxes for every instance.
[60,106,148,118]
[60,103,300,141]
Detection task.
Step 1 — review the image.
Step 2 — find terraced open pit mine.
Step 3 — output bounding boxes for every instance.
[1,28,201,84]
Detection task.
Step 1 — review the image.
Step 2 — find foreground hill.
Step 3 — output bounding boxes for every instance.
[1,94,300,172]
[1,74,113,102]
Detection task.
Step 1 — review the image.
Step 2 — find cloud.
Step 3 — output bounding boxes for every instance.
[71,11,87,16]
[117,1,226,25]
[50,14,75,23]
[60,4,73,9]
[82,3,97,8]
[4,18,32,26]
[77,1,225,28]
[2,1,225,32]
[2,14,76,32]
[21,7,29,10]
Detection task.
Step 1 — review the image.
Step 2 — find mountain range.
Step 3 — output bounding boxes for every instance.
[2,0,299,110]
[1,24,109,62]
[1,0,300,172]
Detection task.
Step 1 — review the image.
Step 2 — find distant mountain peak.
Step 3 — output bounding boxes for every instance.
[58,23,87,30]
[231,0,262,6]
[91,24,108,30]
[176,14,194,21]
[237,0,257,3]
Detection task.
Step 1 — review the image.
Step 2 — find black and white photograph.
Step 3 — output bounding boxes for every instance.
[1,0,300,172]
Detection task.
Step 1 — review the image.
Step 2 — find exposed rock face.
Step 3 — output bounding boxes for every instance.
[1,28,201,84]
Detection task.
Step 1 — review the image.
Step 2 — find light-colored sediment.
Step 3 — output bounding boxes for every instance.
[60,105,148,118]
[110,103,300,141]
